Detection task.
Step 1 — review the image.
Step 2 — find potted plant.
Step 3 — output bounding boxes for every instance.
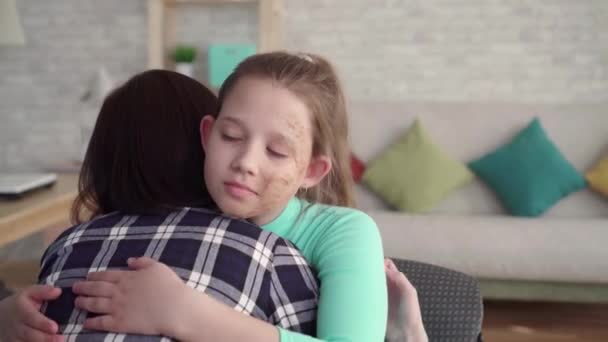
[171,45,197,77]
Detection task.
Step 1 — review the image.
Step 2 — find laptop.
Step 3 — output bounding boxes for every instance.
[0,173,57,196]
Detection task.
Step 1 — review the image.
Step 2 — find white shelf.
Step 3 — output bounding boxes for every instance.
[147,0,283,69]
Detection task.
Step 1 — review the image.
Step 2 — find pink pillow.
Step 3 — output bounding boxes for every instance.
[350,153,366,183]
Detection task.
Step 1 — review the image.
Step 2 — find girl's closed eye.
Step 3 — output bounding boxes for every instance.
[221,133,242,142]
[267,147,288,158]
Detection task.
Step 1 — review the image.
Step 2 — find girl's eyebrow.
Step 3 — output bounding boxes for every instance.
[269,132,296,152]
[218,116,244,126]
[220,115,296,151]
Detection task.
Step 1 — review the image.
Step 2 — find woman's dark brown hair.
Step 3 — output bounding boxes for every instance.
[71,70,218,223]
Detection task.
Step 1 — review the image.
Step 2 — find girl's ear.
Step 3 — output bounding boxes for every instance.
[200,115,215,152]
[301,155,332,189]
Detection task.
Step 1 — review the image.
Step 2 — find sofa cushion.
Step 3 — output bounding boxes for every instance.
[468,118,587,217]
[372,211,608,283]
[362,119,473,213]
[586,157,608,197]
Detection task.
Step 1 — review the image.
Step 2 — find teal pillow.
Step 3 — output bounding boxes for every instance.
[469,118,586,217]
[362,119,473,213]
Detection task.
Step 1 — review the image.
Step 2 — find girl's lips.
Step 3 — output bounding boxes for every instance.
[224,181,257,198]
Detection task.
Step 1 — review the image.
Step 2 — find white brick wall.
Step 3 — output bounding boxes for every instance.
[0,0,606,170]
[284,0,608,103]
[0,0,147,171]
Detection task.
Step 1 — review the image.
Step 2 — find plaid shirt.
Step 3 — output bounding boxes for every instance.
[39,208,319,341]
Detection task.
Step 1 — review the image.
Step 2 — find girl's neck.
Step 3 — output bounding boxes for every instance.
[249,204,287,226]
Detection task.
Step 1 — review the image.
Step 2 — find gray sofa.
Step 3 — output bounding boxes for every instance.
[350,101,608,303]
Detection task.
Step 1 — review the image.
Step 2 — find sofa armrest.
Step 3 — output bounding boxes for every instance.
[392,258,483,342]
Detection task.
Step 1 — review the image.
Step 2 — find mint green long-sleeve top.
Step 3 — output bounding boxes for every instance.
[262,197,387,342]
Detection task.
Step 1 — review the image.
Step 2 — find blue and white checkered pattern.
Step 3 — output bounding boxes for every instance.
[39,208,319,341]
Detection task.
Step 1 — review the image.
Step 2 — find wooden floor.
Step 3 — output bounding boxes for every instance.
[483,301,608,342]
[2,260,608,341]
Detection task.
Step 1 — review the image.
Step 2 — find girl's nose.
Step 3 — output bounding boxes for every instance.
[231,146,258,176]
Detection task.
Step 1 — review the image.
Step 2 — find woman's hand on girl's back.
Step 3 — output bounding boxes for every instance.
[72,257,188,338]
[0,285,63,342]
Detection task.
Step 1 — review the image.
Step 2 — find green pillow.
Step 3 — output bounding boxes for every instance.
[469,118,586,217]
[362,119,473,213]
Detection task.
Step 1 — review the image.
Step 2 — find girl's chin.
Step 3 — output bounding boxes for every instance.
[217,202,254,219]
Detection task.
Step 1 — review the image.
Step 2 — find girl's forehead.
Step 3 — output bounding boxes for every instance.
[221,78,313,138]
[229,77,305,110]
[220,111,309,143]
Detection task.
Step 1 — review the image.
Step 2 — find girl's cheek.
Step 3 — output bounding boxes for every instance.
[258,172,297,210]
[264,174,291,197]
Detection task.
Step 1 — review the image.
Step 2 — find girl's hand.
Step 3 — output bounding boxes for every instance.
[385,258,428,342]
[72,257,187,337]
[0,285,63,342]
